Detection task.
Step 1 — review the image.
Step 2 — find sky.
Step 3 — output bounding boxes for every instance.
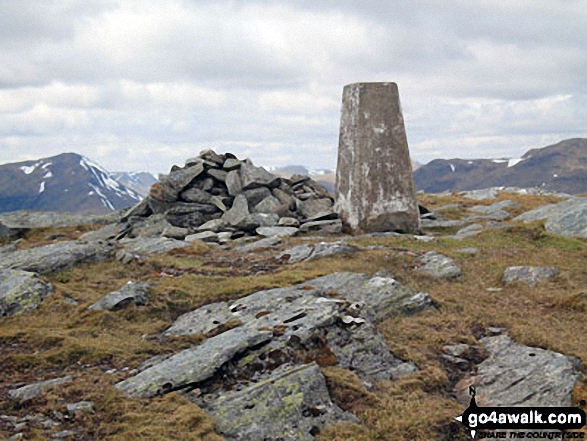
[1,0,586,174]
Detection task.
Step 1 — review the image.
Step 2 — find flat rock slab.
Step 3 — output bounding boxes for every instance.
[451,223,483,239]
[416,251,462,279]
[278,242,357,263]
[458,335,580,407]
[460,189,499,200]
[514,197,587,238]
[502,266,559,286]
[207,363,358,441]
[0,211,119,228]
[299,219,342,235]
[120,237,189,256]
[0,269,53,317]
[0,241,112,274]
[88,282,150,311]
[256,226,299,237]
[116,327,273,398]
[9,376,74,403]
[236,236,282,252]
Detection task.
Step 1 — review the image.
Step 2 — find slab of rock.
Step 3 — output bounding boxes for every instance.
[0,221,26,240]
[335,82,420,233]
[417,252,462,279]
[299,219,342,235]
[221,194,259,231]
[239,161,280,190]
[206,363,358,441]
[256,226,298,237]
[460,188,499,200]
[79,223,129,242]
[162,225,189,240]
[502,266,559,286]
[120,237,189,256]
[279,217,300,227]
[0,241,112,274]
[66,401,94,415]
[236,236,282,252]
[185,231,219,243]
[223,158,242,171]
[278,242,357,263]
[0,210,119,229]
[514,197,587,238]
[164,163,205,193]
[458,335,580,407]
[116,327,273,398]
[9,376,73,403]
[451,223,483,239]
[88,282,150,311]
[254,196,281,214]
[469,200,520,213]
[0,269,53,317]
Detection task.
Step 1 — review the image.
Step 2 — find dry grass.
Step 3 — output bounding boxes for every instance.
[1,192,586,440]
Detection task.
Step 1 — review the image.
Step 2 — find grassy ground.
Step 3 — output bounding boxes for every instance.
[1,192,586,440]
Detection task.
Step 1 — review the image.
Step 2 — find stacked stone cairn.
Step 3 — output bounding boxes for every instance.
[122,150,341,242]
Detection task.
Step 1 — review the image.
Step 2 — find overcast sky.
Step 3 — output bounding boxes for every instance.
[1,0,586,173]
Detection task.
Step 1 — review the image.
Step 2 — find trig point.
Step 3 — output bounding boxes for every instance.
[334,82,421,233]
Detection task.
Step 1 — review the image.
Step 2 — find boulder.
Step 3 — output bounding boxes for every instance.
[236,236,282,252]
[451,223,483,239]
[164,163,205,192]
[299,219,342,235]
[225,170,243,196]
[206,363,358,441]
[239,161,281,190]
[120,237,189,256]
[9,376,73,403]
[256,226,298,237]
[88,282,150,311]
[0,269,53,317]
[221,194,259,231]
[416,251,462,279]
[254,196,281,214]
[514,197,587,238]
[0,241,112,274]
[185,231,219,243]
[502,266,559,286]
[223,158,242,171]
[180,188,212,203]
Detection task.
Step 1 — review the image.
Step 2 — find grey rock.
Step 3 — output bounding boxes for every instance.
[9,376,73,403]
[251,212,279,228]
[225,170,243,196]
[121,198,152,221]
[0,221,26,240]
[460,188,499,200]
[162,225,189,240]
[277,242,357,263]
[115,327,273,398]
[462,335,580,407]
[299,219,342,235]
[180,188,212,203]
[417,251,462,279]
[0,241,112,274]
[221,194,259,231]
[50,430,76,439]
[443,344,470,358]
[277,244,314,263]
[197,218,228,233]
[79,223,129,242]
[422,219,467,228]
[256,226,298,237]
[0,210,119,229]
[242,187,272,208]
[66,401,94,415]
[121,237,189,256]
[128,213,174,238]
[254,196,281,214]
[223,158,242,171]
[272,187,295,207]
[217,231,233,243]
[115,249,136,264]
[514,197,587,238]
[207,168,228,182]
[302,211,339,223]
[239,161,280,190]
[209,195,227,212]
[278,217,300,227]
[185,231,219,243]
[469,200,520,213]
[502,266,559,286]
[88,282,150,311]
[298,198,334,219]
[452,223,483,239]
[0,269,53,317]
[207,363,357,441]
[457,247,480,254]
[236,236,282,252]
[164,163,205,192]
[199,149,225,164]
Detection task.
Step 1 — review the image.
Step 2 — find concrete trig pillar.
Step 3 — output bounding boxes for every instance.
[335,82,420,233]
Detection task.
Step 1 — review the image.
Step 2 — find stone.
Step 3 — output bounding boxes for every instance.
[149,182,178,203]
[457,335,580,407]
[115,249,136,264]
[302,211,339,223]
[514,197,587,238]
[207,168,228,182]
[239,161,280,190]
[51,430,77,439]
[335,82,420,233]
[0,241,112,274]
[277,242,357,263]
[0,269,53,317]
[121,198,152,221]
[197,218,228,232]
[298,219,342,235]
[460,188,499,200]
[256,226,298,237]
[66,401,94,415]
[120,237,189,256]
[88,282,150,311]
[277,244,314,263]
[180,188,212,203]
[221,194,259,231]
[79,223,129,242]
[502,266,559,286]
[164,163,205,192]
[206,363,357,441]
[298,198,334,219]
[115,327,273,398]
[422,219,467,228]
[9,376,73,403]
[251,212,279,227]
[451,223,483,239]
[469,200,520,213]
[457,247,480,254]
[199,149,225,164]
[254,196,281,214]
[243,187,272,208]
[128,214,173,238]
[0,221,26,240]
[278,217,300,227]
[223,158,242,171]
[417,252,462,279]
[185,231,219,243]
[225,170,243,196]
[272,187,296,207]
[162,225,189,240]
[210,195,227,212]
[236,236,282,252]
[0,210,118,229]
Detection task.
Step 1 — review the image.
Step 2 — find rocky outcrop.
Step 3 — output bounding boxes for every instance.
[514,197,587,238]
[121,150,337,242]
[502,266,559,286]
[88,282,150,311]
[416,252,462,279]
[0,241,112,274]
[277,242,358,263]
[0,269,53,317]
[9,376,73,403]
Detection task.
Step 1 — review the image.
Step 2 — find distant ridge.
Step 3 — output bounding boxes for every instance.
[414,138,587,194]
[0,153,141,214]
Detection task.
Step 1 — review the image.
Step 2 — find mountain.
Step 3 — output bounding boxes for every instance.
[110,171,158,197]
[414,138,587,194]
[0,153,142,214]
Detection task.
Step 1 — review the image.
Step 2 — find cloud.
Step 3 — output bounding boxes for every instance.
[0,0,586,172]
